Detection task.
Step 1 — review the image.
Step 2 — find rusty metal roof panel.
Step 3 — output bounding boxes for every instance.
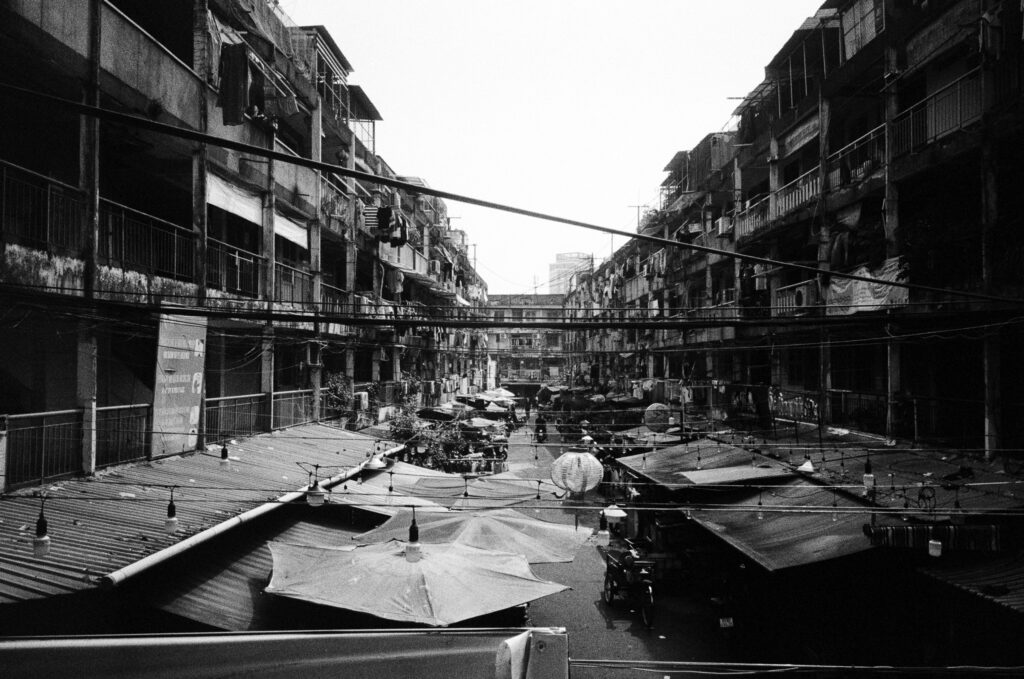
[0,425,382,605]
[147,506,365,631]
[690,477,874,571]
[920,554,1024,615]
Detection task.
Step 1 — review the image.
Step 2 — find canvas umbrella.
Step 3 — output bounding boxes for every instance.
[354,508,590,563]
[266,541,568,627]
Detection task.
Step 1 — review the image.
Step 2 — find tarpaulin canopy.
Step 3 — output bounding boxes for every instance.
[354,508,590,563]
[266,541,568,626]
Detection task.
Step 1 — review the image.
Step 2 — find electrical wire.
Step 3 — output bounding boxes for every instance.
[1,81,1020,307]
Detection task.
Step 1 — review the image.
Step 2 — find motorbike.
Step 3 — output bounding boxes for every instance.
[601,539,655,628]
[535,423,547,443]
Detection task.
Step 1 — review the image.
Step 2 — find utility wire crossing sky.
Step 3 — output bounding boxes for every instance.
[278,0,827,293]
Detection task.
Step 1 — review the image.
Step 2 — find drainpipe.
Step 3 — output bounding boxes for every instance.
[101,445,405,588]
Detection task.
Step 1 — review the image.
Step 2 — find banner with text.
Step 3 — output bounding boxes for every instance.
[826,257,908,316]
[152,314,208,455]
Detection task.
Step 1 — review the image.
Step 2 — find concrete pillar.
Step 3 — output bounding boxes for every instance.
[883,44,901,258]
[77,322,98,474]
[818,94,832,424]
[192,0,209,304]
[768,136,780,220]
[310,342,322,422]
[371,351,380,382]
[261,331,274,431]
[886,326,901,441]
[345,348,355,379]
[392,346,401,383]
[310,99,323,308]
[80,0,101,298]
[981,139,1001,460]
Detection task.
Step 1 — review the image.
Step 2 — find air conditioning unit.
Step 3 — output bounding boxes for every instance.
[353,391,369,411]
[686,221,702,234]
[716,216,733,236]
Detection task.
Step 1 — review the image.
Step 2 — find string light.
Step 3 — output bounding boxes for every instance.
[33,496,50,558]
[306,465,325,507]
[164,486,179,534]
[756,490,764,521]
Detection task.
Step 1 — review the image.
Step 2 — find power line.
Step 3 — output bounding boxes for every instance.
[1,81,1020,307]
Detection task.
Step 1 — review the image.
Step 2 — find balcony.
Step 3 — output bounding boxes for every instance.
[378,241,429,278]
[2,158,194,285]
[207,239,263,297]
[773,280,819,317]
[735,195,770,239]
[320,176,353,237]
[776,167,821,218]
[275,261,313,306]
[892,68,982,157]
[826,124,885,189]
[99,198,194,282]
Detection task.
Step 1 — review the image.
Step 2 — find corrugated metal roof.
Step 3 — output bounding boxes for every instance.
[146,505,366,630]
[617,440,770,488]
[920,554,1024,615]
[0,424,382,605]
[690,478,874,571]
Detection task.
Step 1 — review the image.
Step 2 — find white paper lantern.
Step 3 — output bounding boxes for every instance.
[550,451,604,493]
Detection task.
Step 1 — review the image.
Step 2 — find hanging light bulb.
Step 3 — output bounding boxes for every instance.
[33,497,50,558]
[756,491,764,521]
[164,486,179,534]
[220,443,230,466]
[831,489,839,522]
[535,479,542,500]
[388,470,395,493]
[406,506,421,563]
[306,466,325,507]
[863,454,875,498]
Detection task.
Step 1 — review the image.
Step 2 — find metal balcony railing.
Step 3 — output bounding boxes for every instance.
[207,239,263,297]
[826,123,885,189]
[892,68,982,157]
[735,195,770,238]
[3,409,83,489]
[275,261,314,306]
[273,389,315,429]
[204,393,269,443]
[98,198,194,282]
[776,167,821,219]
[0,161,86,254]
[96,404,151,468]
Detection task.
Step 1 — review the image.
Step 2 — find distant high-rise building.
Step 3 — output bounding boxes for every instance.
[548,252,592,293]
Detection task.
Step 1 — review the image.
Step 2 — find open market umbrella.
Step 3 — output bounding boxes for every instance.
[354,508,590,563]
[266,541,568,627]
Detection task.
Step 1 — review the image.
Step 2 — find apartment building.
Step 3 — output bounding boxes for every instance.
[0,0,488,491]
[564,0,1024,452]
[488,294,565,394]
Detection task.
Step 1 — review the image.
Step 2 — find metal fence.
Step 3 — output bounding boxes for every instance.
[207,239,263,297]
[4,409,83,489]
[892,69,982,157]
[275,262,313,305]
[272,390,314,429]
[98,199,194,281]
[95,404,151,468]
[204,393,269,443]
[0,160,85,253]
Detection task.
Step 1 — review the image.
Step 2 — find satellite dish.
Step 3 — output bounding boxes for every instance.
[644,402,672,433]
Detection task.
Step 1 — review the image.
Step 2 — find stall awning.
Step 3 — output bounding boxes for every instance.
[207,173,308,248]
[689,478,874,571]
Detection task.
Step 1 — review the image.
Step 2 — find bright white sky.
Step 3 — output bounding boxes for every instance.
[279,0,824,294]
